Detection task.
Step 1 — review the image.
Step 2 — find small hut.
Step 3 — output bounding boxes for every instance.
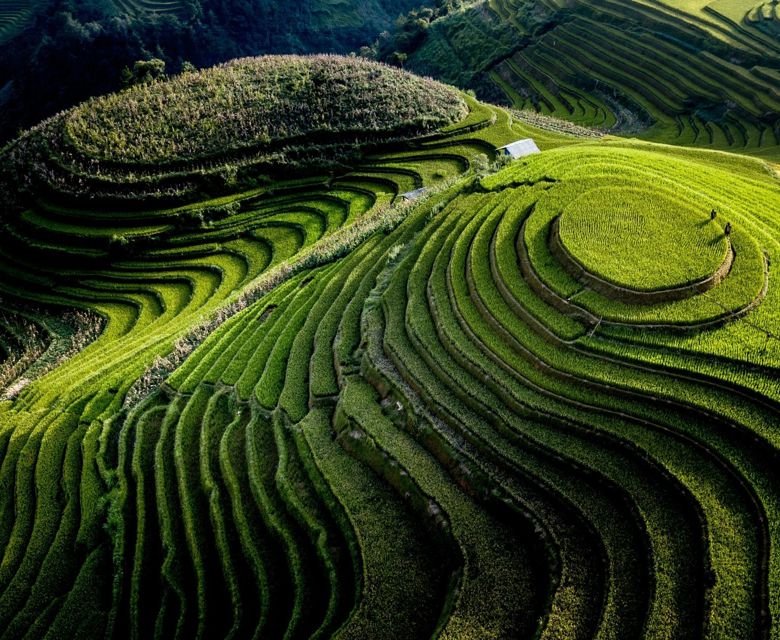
[401,187,428,201]
[496,138,541,160]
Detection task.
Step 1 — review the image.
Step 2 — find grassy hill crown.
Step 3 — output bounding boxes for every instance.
[63,55,468,163]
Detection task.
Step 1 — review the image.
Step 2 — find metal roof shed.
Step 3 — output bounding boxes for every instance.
[400,187,428,201]
[496,138,541,159]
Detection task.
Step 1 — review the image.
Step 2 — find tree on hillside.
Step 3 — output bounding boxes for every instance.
[122,58,167,87]
[391,51,407,67]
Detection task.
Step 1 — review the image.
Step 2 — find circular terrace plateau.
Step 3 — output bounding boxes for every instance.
[553,187,732,303]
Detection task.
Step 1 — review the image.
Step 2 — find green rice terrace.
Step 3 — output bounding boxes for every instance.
[391,0,780,161]
[554,187,731,292]
[0,0,38,43]
[0,53,780,640]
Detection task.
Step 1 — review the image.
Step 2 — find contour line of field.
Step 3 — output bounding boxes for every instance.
[549,215,734,303]
[516,215,769,331]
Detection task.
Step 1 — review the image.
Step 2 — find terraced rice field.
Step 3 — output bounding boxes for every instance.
[0,0,36,44]
[405,0,780,160]
[706,0,780,34]
[110,0,186,17]
[1,55,780,639]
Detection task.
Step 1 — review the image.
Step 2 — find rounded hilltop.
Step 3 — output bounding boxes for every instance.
[556,187,731,294]
[63,54,469,164]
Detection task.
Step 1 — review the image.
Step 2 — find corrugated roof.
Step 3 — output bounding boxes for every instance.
[497,138,541,158]
[401,187,428,200]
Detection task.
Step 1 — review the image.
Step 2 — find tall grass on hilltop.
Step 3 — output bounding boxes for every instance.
[65,55,469,164]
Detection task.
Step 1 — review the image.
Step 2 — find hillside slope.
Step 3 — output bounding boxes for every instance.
[386,0,780,160]
[1,55,780,639]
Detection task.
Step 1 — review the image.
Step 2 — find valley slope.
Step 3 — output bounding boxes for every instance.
[383,0,780,160]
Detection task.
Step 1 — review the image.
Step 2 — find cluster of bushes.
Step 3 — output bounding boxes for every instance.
[364,0,558,73]
[359,0,469,65]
